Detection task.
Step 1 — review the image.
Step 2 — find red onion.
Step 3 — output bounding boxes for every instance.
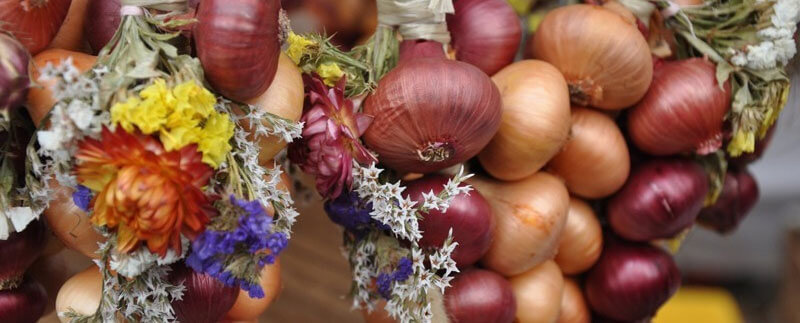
[0,34,30,113]
[628,58,731,155]
[194,0,281,101]
[403,175,494,267]
[399,39,447,62]
[363,58,503,173]
[446,0,521,75]
[0,0,72,55]
[730,125,776,166]
[444,269,516,323]
[608,159,709,241]
[698,168,759,234]
[585,237,680,322]
[0,220,46,290]
[0,277,47,323]
[169,262,239,323]
[84,0,121,54]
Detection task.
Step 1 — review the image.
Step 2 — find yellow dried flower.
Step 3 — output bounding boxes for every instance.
[286,32,314,64]
[316,62,344,86]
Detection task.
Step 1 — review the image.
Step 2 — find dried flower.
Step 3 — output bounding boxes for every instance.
[71,185,92,212]
[286,32,315,64]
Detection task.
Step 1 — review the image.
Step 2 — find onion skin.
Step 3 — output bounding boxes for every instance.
[629,58,731,155]
[585,238,681,322]
[194,0,281,101]
[473,173,569,276]
[0,277,47,323]
[698,169,759,234]
[554,198,602,275]
[169,263,239,323]
[444,269,516,323]
[608,159,709,241]
[84,0,121,54]
[446,0,521,75]
[43,179,105,259]
[558,278,590,323]
[547,107,629,198]
[404,175,494,267]
[398,39,448,61]
[55,265,102,320]
[242,53,304,164]
[0,0,72,55]
[509,261,564,323]
[47,0,90,51]
[363,58,503,174]
[27,49,96,126]
[531,4,652,110]
[478,60,571,181]
[0,34,30,113]
[224,259,282,321]
[0,220,46,290]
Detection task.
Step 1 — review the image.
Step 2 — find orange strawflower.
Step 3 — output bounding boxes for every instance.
[75,127,216,256]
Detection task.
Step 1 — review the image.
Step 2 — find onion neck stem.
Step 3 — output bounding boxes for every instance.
[568,79,601,107]
[417,142,453,163]
[0,275,22,291]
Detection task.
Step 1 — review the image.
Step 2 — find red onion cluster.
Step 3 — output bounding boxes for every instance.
[0,220,46,290]
[0,277,47,323]
[169,262,239,323]
[444,269,516,323]
[698,169,759,234]
[446,0,521,75]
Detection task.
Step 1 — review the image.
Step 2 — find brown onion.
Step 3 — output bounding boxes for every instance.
[169,262,238,323]
[531,4,652,110]
[558,278,590,323]
[0,277,47,323]
[0,0,72,54]
[223,258,282,321]
[195,0,281,101]
[629,58,731,155]
[473,173,569,276]
[585,237,680,322]
[478,60,571,181]
[0,33,30,113]
[548,107,629,198]
[0,220,46,290]
[27,49,96,126]
[363,58,503,174]
[509,261,564,323]
[698,168,759,234]
[554,198,602,275]
[608,159,709,241]
[43,179,105,259]
[446,0,521,75]
[55,265,102,319]
[83,0,120,53]
[444,268,516,323]
[47,0,89,51]
[27,248,93,316]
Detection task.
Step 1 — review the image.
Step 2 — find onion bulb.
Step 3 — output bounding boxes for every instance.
[547,107,629,198]
[169,262,238,323]
[554,198,602,275]
[0,0,72,54]
[194,0,281,101]
[0,33,30,113]
[473,173,569,276]
[698,168,759,234]
[478,60,571,181]
[585,238,680,322]
[0,220,46,290]
[27,49,96,126]
[47,0,90,51]
[224,259,282,321]
[531,4,652,109]
[509,261,564,323]
[446,0,521,75]
[444,269,516,323]
[83,0,121,53]
[242,53,305,165]
[0,277,47,323]
[55,265,102,320]
[608,159,709,241]
[628,58,731,155]
[363,58,503,174]
[558,278,590,323]
[43,179,105,259]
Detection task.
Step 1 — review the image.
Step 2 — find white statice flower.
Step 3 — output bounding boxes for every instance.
[735,0,800,69]
[110,236,189,278]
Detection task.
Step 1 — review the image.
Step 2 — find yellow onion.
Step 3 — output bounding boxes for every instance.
[554,198,602,275]
[223,259,282,321]
[531,4,652,110]
[55,265,102,321]
[43,179,105,259]
[557,278,590,323]
[478,60,571,181]
[47,0,90,51]
[28,248,93,316]
[509,261,564,323]
[473,173,569,276]
[547,107,629,198]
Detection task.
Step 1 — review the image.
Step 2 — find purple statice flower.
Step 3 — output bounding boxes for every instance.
[72,185,92,212]
[324,190,373,231]
[376,273,393,299]
[392,257,413,282]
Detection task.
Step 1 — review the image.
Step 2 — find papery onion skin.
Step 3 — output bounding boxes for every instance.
[548,107,629,198]
[363,58,503,174]
[509,261,564,323]
[531,4,652,110]
[194,0,281,101]
[698,169,759,234]
[27,49,96,126]
[0,277,47,323]
[0,34,31,113]
[554,198,602,275]
[628,58,731,155]
[404,175,494,267]
[478,60,571,181]
[444,268,516,323]
[585,238,681,322]
[446,0,521,75]
[47,0,90,51]
[0,220,46,290]
[0,0,72,55]
[398,39,448,61]
[169,262,239,323]
[224,259,282,321]
[55,265,102,320]
[43,180,105,259]
[473,173,569,276]
[84,0,121,54]
[608,159,709,241]
[558,278,590,323]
